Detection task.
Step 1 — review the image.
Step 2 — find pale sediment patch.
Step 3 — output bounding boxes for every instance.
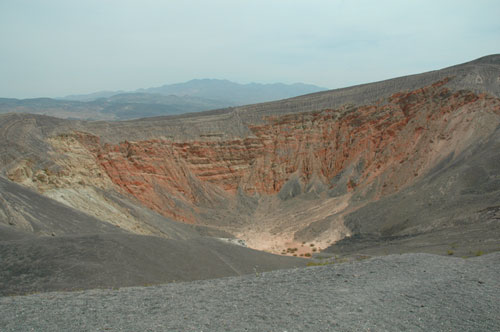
[44,187,158,235]
[237,194,353,255]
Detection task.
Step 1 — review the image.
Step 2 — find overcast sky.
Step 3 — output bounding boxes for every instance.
[1,0,499,98]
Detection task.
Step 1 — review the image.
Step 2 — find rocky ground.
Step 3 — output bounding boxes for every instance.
[1,252,499,331]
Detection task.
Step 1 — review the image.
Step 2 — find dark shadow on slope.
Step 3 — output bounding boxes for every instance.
[0,234,305,296]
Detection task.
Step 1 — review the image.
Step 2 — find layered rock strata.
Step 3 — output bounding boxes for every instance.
[50,80,499,224]
[4,73,500,254]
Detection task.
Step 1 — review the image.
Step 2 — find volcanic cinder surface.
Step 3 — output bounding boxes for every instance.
[1,253,499,332]
[0,55,499,307]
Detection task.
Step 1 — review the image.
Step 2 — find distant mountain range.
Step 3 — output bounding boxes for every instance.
[0,79,327,121]
[65,79,327,105]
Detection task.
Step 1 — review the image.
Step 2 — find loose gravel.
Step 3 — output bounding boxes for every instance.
[1,253,499,331]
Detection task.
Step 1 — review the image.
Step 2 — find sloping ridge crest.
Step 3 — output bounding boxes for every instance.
[134,54,500,123]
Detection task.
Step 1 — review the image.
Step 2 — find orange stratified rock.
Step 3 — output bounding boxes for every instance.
[69,80,500,225]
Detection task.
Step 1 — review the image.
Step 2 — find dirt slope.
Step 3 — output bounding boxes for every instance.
[0,176,304,296]
[325,126,500,257]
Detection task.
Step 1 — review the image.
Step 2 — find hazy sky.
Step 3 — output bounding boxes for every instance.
[1,0,499,98]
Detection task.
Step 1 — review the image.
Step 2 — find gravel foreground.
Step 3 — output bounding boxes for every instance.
[1,253,499,332]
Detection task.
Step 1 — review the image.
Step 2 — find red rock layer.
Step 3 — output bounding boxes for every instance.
[75,79,500,222]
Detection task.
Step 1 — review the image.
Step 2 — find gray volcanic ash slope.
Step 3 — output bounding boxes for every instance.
[324,124,500,257]
[0,234,304,297]
[0,177,304,296]
[1,253,499,332]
